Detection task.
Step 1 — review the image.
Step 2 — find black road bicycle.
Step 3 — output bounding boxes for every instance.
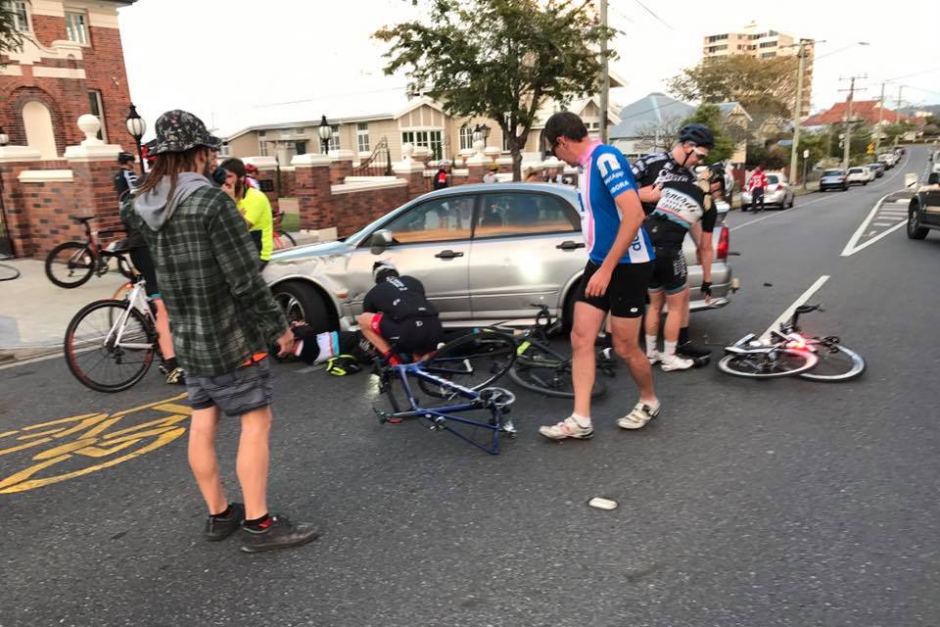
[45,215,137,288]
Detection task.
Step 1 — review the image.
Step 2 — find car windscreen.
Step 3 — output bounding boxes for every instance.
[823,170,844,177]
[766,175,780,185]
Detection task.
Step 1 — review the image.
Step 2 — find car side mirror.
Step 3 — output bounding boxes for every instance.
[928,173,940,185]
[370,229,393,254]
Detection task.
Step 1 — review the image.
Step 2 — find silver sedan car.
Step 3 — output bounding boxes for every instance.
[264,183,735,333]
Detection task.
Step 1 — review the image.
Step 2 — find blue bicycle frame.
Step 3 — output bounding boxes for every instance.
[375,361,516,455]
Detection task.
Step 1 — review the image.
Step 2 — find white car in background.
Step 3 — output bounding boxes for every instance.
[878,152,898,168]
[846,166,875,186]
[740,171,796,209]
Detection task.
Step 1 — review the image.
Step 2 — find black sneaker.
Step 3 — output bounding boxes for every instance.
[205,502,245,541]
[240,514,319,554]
[676,341,712,360]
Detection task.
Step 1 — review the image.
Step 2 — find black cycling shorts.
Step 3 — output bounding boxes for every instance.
[129,246,160,298]
[372,313,443,354]
[648,248,688,295]
[575,261,653,318]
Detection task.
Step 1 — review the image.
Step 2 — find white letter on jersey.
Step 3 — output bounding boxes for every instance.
[597,153,621,178]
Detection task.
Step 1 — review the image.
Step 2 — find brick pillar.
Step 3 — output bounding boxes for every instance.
[466,158,486,184]
[329,149,355,185]
[291,154,334,230]
[0,146,44,257]
[393,161,428,198]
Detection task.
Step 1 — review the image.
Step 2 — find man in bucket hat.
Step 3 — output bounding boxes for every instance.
[122,110,319,553]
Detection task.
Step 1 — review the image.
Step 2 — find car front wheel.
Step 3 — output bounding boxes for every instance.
[271,281,332,333]
[908,205,929,240]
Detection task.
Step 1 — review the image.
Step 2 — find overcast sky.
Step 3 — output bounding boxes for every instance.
[117,0,940,139]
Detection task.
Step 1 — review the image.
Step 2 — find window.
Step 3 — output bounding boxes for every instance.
[327,125,340,152]
[459,124,474,151]
[86,90,107,141]
[381,196,475,244]
[760,52,776,58]
[356,122,370,153]
[759,41,777,48]
[65,11,88,44]
[476,193,579,239]
[259,141,268,157]
[401,130,443,159]
[258,131,267,137]
[219,143,231,157]
[6,1,28,31]
[294,141,307,156]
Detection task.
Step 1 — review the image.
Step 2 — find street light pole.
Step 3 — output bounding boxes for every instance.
[125,104,147,176]
[875,81,886,153]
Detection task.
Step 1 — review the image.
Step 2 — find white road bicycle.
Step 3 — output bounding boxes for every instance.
[64,278,159,393]
[718,304,865,382]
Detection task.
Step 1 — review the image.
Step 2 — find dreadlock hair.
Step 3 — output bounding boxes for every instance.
[135,146,210,199]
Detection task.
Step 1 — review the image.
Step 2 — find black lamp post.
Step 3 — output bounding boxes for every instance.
[318,115,333,155]
[474,123,491,147]
[125,104,146,175]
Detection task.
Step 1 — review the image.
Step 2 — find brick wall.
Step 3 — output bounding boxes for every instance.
[0,17,135,155]
[2,158,124,258]
[332,186,410,237]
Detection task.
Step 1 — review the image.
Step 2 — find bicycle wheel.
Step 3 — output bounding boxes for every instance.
[717,348,818,379]
[509,341,606,399]
[64,299,156,393]
[273,230,297,250]
[45,242,95,288]
[419,329,517,398]
[799,343,865,382]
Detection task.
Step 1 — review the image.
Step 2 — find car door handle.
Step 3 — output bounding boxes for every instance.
[434,249,464,259]
[556,241,586,250]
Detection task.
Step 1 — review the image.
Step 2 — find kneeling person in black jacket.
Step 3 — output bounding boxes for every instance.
[356,261,443,364]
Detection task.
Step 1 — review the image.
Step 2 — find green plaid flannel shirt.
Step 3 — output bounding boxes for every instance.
[122,186,287,377]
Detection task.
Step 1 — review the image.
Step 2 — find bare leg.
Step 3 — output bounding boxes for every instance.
[237,405,272,520]
[153,298,175,360]
[645,291,665,340]
[665,288,688,344]
[609,315,657,405]
[188,406,227,515]
[570,302,607,418]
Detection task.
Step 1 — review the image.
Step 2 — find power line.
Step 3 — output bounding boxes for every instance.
[632,0,673,30]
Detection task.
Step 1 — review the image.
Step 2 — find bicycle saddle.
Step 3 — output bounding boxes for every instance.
[795,304,822,314]
[70,215,94,223]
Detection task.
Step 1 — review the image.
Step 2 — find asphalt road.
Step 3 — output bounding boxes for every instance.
[2,147,937,627]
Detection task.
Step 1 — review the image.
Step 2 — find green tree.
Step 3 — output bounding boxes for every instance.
[680,104,734,164]
[668,55,798,133]
[1,1,27,64]
[374,0,615,180]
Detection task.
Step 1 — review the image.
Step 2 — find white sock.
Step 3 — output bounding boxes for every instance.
[571,413,591,427]
[664,340,677,357]
[646,335,658,356]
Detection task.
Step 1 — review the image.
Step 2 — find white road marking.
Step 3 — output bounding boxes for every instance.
[841,192,895,257]
[760,275,830,341]
[843,221,908,256]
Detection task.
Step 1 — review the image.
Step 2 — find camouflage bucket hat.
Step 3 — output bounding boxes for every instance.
[149,109,222,155]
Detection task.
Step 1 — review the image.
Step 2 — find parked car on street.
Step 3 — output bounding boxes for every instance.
[866,162,886,178]
[818,169,849,192]
[263,183,735,333]
[740,171,795,209]
[878,152,897,168]
[847,166,875,185]
[907,172,940,240]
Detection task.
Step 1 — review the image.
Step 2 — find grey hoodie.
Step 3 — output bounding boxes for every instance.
[133,172,213,231]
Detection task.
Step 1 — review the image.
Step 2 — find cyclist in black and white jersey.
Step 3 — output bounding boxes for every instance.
[631,124,719,365]
[644,166,717,371]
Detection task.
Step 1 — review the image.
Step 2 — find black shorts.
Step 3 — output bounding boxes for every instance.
[129,246,160,299]
[648,248,688,295]
[372,313,443,354]
[186,358,273,416]
[575,261,653,318]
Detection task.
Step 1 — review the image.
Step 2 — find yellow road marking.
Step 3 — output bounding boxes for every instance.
[0,393,192,494]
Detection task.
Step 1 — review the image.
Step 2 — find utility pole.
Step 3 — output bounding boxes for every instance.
[894,85,904,147]
[875,82,886,152]
[598,0,609,143]
[839,74,866,170]
[788,39,809,185]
